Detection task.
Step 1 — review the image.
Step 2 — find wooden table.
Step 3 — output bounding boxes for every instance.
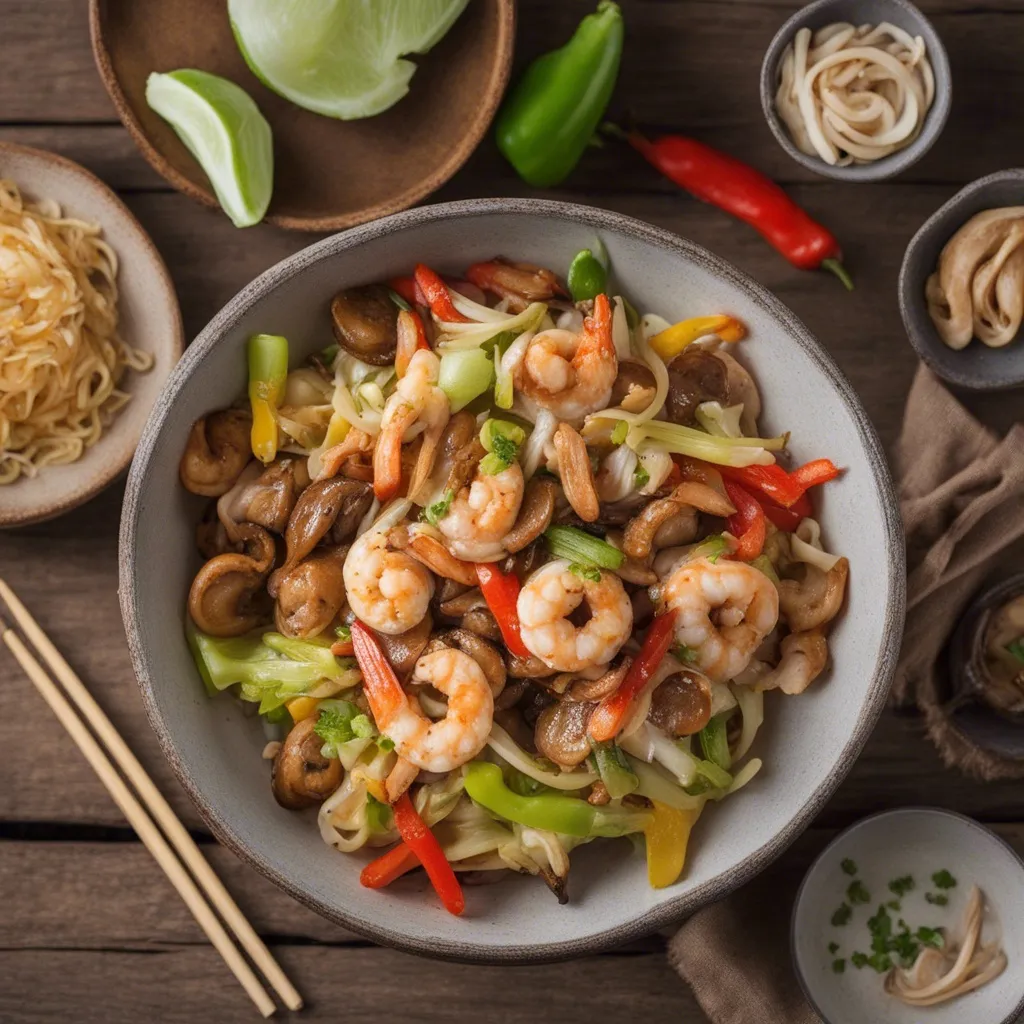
[3,1,1024,1020]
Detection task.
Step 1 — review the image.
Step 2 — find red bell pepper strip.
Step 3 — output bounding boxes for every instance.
[626,131,853,290]
[758,494,808,533]
[475,563,532,659]
[388,275,424,307]
[392,793,465,916]
[360,842,421,889]
[414,263,472,323]
[589,611,678,743]
[789,458,841,491]
[350,620,407,727]
[719,464,804,508]
[723,479,766,561]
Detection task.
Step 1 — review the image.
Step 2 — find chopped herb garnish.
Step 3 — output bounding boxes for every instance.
[634,464,650,489]
[831,958,846,974]
[845,904,946,972]
[831,903,852,926]
[828,941,839,955]
[886,900,901,911]
[925,892,948,906]
[840,858,858,876]
[672,644,699,664]
[422,489,454,527]
[916,926,944,949]
[334,623,351,643]
[847,879,870,905]
[1006,637,1024,664]
[888,875,915,897]
[610,420,629,445]
[377,736,395,752]
[569,562,602,583]
[851,952,869,970]
[931,869,957,890]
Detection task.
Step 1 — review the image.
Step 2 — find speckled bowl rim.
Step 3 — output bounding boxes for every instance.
[119,197,906,964]
[0,140,184,528]
[791,807,1024,1024]
[88,0,515,233]
[898,169,1024,390]
[759,0,952,182]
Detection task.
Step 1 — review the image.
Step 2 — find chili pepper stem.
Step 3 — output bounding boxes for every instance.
[821,258,854,291]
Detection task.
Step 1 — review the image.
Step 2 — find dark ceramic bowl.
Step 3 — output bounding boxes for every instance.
[119,198,905,962]
[760,0,951,182]
[899,170,1024,390]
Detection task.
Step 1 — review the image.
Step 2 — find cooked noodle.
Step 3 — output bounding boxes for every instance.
[776,22,934,167]
[0,178,152,484]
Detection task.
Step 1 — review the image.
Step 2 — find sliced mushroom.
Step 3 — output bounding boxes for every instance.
[460,607,503,643]
[623,497,699,560]
[507,650,558,680]
[429,628,506,697]
[647,670,713,736]
[330,284,398,366]
[179,408,253,497]
[273,545,349,639]
[188,524,275,637]
[569,658,631,701]
[778,557,849,632]
[438,587,487,618]
[427,411,478,492]
[378,612,434,678]
[665,349,730,426]
[274,477,373,589]
[445,438,486,497]
[553,423,599,523]
[272,716,343,809]
[219,456,309,537]
[610,360,657,409]
[503,477,557,553]
[534,700,595,767]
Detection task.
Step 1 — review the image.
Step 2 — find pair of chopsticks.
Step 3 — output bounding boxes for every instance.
[0,579,303,1017]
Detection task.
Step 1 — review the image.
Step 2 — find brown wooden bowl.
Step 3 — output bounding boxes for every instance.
[89,0,515,232]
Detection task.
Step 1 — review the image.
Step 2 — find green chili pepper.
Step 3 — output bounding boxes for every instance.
[463,762,649,837]
[495,2,624,188]
[567,248,608,302]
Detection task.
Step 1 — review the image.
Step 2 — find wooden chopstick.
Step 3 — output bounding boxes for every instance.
[0,579,303,1016]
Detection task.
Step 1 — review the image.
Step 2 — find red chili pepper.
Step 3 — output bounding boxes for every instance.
[475,563,532,660]
[388,275,424,307]
[392,793,465,916]
[790,458,841,490]
[589,611,678,743]
[414,263,472,323]
[719,464,804,508]
[350,620,407,726]
[627,132,853,290]
[360,842,421,889]
[724,479,766,560]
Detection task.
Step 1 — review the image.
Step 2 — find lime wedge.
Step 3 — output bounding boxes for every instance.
[228,0,470,121]
[146,69,273,228]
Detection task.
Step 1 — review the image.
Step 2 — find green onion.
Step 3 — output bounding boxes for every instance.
[320,343,340,365]
[479,418,526,475]
[387,287,411,311]
[544,525,624,570]
[610,420,628,445]
[633,464,650,489]
[569,563,602,583]
[334,623,351,643]
[626,419,787,468]
[438,348,494,413]
[490,330,519,410]
[693,758,732,791]
[698,714,732,771]
[689,534,732,564]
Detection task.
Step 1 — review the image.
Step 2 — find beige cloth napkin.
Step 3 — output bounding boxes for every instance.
[669,364,1024,1022]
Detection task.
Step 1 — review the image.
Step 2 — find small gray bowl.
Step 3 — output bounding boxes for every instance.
[760,0,952,182]
[119,198,905,963]
[899,170,1024,390]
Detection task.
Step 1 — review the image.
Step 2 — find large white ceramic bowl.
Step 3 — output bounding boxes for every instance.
[119,199,905,962]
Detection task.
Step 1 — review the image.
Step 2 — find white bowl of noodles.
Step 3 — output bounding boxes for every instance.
[0,142,182,526]
[120,198,904,962]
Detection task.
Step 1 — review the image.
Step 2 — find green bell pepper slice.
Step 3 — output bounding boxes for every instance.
[567,248,608,303]
[495,2,624,188]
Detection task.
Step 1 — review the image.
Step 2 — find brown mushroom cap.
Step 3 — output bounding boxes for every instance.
[188,524,275,637]
[272,716,343,809]
[330,284,398,366]
[273,545,349,639]
[647,670,714,737]
[219,457,309,537]
[665,350,730,426]
[610,361,657,409]
[503,477,558,554]
[179,409,253,497]
[377,611,435,678]
[534,700,595,767]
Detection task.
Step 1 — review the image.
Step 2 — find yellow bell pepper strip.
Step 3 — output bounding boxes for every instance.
[286,696,320,723]
[645,799,703,889]
[649,315,746,362]
[247,333,288,463]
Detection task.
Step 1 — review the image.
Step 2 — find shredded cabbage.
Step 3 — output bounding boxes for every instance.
[636,447,673,494]
[611,296,632,361]
[486,723,597,790]
[437,302,547,350]
[596,442,637,502]
[519,409,557,480]
[627,756,704,811]
[731,684,764,760]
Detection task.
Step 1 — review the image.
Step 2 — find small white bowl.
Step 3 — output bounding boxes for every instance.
[760,0,952,182]
[0,142,183,527]
[793,809,1024,1024]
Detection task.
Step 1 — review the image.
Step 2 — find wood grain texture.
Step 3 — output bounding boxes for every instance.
[2,0,1024,1020]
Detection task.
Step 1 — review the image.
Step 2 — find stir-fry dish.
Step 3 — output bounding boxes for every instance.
[180,255,849,915]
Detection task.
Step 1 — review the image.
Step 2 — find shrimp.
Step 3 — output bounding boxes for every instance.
[438,462,524,562]
[343,526,433,635]
[380,648,494,773]
[373,349,449,502]
[515,293,617,422]
[517,559,633,673]
[662,557,779,683]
